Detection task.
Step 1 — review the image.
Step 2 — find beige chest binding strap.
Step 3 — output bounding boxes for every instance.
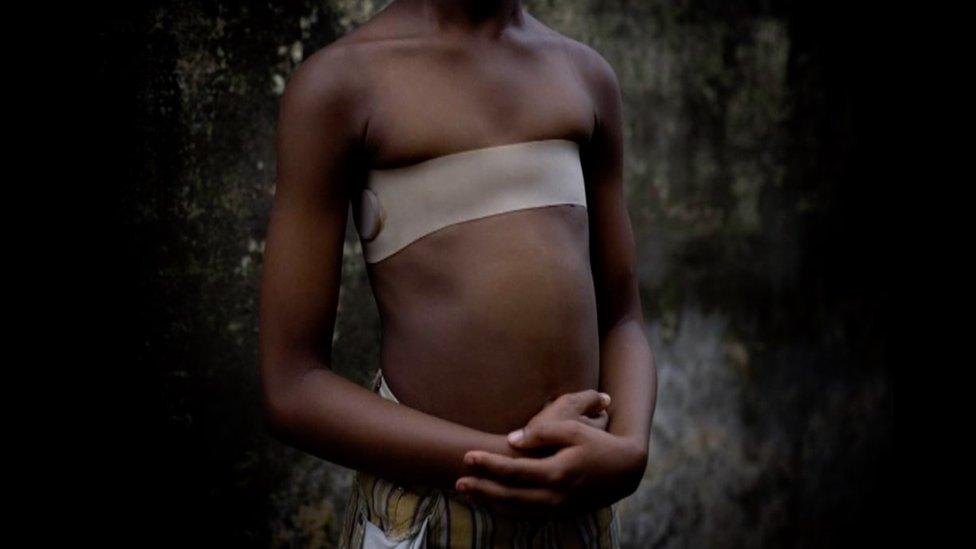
[352,138,588,264]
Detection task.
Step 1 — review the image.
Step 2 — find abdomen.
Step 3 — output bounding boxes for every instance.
[367,203,599,434]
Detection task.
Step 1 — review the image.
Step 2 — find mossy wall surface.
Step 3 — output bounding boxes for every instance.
[101,1,890,546]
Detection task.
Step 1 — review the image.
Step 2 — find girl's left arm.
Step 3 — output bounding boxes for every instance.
[579,43,657,469]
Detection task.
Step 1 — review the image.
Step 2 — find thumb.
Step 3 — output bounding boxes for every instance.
[508,419,581,449]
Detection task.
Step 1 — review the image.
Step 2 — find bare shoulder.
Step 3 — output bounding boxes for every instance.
[278,37,371,125]
[556,35,621,106]
[278,7,420,132]
[520,14,621,117]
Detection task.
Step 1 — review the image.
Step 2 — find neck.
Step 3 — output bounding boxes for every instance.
[409,0,525,39]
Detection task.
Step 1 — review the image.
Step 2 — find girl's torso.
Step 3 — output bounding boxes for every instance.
[343,5,601,435]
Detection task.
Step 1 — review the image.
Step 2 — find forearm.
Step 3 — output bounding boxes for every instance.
[599,318,657,458]
[265,366,514,492]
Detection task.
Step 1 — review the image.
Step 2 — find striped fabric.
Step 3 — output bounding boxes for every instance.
[337,370,622,548]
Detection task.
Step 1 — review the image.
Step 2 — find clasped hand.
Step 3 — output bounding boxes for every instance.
[454,390,646,521]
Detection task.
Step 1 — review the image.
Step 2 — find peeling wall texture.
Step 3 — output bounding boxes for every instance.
[101,0,890,547]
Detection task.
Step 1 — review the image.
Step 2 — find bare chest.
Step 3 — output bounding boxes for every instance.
[362,44,594,169]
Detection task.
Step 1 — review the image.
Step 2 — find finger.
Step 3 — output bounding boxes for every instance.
[576,415,602,429]
[455,476,563,519]
[463,451,567,486]
[509,419,583,450]
[577,410,609,430]
[558,389,611,417]
[593,410,610,431]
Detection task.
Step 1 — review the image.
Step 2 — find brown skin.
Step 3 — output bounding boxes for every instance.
[259,0,657,519]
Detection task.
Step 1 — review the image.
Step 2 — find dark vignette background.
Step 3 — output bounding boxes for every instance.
[95,0,892,547]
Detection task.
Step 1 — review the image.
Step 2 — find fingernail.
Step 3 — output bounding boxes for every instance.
[507,429,524,444]
[600,392,611,405]
[455,480,466,491]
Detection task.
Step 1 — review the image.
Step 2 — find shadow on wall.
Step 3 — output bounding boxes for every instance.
[100,0,890,547]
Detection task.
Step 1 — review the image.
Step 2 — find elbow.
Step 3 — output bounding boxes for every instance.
[259,364,309,443]
[259,348,333,443]
[623,440,649,497]
[632,442,649,478]
[258,347,317,441]
[262,388,299,442]
[612,433,648,497]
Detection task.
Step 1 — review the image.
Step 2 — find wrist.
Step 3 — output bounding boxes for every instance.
[487,432,521,458]
[457,433,517,482]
